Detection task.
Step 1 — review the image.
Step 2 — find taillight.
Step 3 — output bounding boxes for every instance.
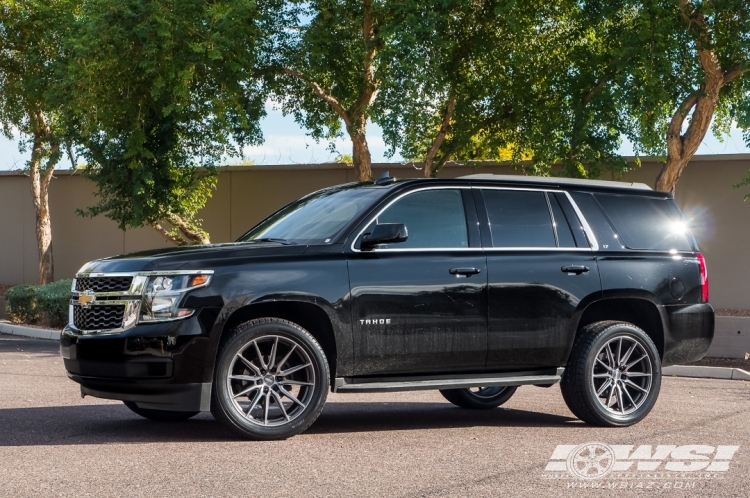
[697,253,709,302]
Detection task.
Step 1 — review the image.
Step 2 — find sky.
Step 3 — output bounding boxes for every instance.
[1,105,749,170]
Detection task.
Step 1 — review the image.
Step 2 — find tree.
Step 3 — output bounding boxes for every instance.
[374,1,634,180]
[266,0,388,181]
[559,0,750,192]
[648,0,749,193]
[375,1,543,178]
[59,0,267,244]
[0,0,73,284]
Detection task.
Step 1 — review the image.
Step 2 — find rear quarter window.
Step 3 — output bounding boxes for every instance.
[594,194,692,251]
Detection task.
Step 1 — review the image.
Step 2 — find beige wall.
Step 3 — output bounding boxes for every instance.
[1,156,749,308]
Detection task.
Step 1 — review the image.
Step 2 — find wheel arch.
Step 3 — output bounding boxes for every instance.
[214,300,339,385]
[573,297,666,360]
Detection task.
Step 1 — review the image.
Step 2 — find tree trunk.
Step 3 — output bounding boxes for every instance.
[655,156,692,195]
[29,137,55,285]
[423,94,457,178]
[351,132,373,181]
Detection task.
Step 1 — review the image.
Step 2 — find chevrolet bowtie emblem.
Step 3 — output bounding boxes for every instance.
[78,290,96,307]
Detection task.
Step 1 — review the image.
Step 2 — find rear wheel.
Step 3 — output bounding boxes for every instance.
[211,318,329,440]
[123,401,199,422]
[440,386,517,409]
[561,321,661,427]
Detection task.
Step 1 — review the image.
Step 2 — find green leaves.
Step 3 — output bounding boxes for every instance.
[59,0,269,243]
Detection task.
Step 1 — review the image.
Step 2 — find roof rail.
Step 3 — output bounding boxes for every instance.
[458,174,652,191]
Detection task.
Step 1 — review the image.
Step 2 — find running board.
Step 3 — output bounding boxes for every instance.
[333,368,564,393]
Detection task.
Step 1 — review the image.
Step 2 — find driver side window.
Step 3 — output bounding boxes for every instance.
[373,189,469,249]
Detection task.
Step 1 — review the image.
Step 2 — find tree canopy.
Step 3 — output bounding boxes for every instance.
[3,0,750,253]
[59,0,268,244]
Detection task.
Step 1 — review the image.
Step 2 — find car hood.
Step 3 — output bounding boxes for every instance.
[76,242,309,274]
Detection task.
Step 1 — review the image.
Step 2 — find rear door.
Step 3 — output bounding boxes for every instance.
[347,187,488,376]
[476,187,602,371]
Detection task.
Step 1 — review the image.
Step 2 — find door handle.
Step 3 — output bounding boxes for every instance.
[561,265,590,275]
[449,267,481,277]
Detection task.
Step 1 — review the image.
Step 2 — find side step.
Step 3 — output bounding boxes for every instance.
[333,368,564,393]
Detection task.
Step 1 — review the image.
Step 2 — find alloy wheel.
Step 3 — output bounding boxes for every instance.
[591,336,653,415]
[227,335,316,427]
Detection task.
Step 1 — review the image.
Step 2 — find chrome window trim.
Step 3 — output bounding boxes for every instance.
[350,185,599,253]
[350,186,473,253]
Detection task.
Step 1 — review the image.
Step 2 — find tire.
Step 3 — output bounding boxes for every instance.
[123,401,199,422]
[439,386,518,409]
[211,318,329,440]
[560,321,661,427]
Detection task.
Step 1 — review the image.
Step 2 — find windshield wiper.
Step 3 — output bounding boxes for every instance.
[251,237,295,245]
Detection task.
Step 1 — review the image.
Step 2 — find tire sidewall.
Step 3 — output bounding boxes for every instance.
[583,325,662,426]
[213,320,329,439]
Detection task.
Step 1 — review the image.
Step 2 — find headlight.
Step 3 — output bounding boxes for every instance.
[140,273,212,322]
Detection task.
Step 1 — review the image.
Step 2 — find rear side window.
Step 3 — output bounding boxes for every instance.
[376,189,468,248]
[482,190,556,247]
[594,194,692,251]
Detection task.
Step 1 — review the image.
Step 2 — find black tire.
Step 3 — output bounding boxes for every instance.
[123,401,199,422]
[439,386,518,409]
[560,321,662,427]
[211,318,329,440]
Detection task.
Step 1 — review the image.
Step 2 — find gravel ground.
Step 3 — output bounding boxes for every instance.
[0,333,748,498]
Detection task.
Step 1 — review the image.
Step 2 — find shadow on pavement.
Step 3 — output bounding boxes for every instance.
[0,401,578,446]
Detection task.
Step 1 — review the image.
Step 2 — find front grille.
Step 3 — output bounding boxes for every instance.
[75,276,133,293]
[73,304,125,331]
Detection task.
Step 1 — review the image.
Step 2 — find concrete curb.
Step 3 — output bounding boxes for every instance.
[1,323,749,382]
[0,321,61,341]
[663,365,750,381]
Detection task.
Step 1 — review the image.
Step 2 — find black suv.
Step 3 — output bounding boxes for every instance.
[61,174,714,439]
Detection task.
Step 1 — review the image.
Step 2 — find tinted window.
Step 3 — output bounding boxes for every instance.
[594,194,692,251]
[240,186,383,244]
[549,194,577,247]
[375,189,468,248]
[482,190,556,247]
[569,191,622,250]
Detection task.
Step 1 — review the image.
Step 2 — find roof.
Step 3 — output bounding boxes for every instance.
[459,174,652,191]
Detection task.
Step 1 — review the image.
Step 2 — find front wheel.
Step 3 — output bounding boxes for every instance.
[560,321,661,427]
[123,401,199,422]
[211,318,330,440]
[440,386,518,409]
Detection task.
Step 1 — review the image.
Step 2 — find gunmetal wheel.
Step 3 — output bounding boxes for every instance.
[211,318,329,440]
[440,386,517,409]
[592,336,653,416]
[561,321,661,427]
[122,401,199,422]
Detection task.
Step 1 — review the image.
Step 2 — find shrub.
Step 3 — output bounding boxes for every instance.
[5,280,73,328]
[5,284,40,324]
[36,279,73,328]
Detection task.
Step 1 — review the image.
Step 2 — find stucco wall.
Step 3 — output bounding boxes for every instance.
[0,155,748,308]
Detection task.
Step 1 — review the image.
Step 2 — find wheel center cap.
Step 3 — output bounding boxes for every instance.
[612,369,622,381]
[264,375,275,387]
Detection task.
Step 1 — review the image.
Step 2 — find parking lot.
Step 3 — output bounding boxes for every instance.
[1,333,748,497]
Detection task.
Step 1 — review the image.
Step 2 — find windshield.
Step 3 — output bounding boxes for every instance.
[238,185,384,244]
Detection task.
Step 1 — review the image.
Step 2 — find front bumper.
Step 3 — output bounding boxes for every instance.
[60,312,218,411]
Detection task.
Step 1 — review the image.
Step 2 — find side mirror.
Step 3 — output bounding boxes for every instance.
[361,223,408,249]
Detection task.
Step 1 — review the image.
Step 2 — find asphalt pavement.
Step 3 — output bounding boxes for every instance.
[1,333,748,497]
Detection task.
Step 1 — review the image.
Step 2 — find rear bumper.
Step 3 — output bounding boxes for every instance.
[663,303,715,366]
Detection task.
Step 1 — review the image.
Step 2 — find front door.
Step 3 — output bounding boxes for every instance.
[348,188,487,376]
